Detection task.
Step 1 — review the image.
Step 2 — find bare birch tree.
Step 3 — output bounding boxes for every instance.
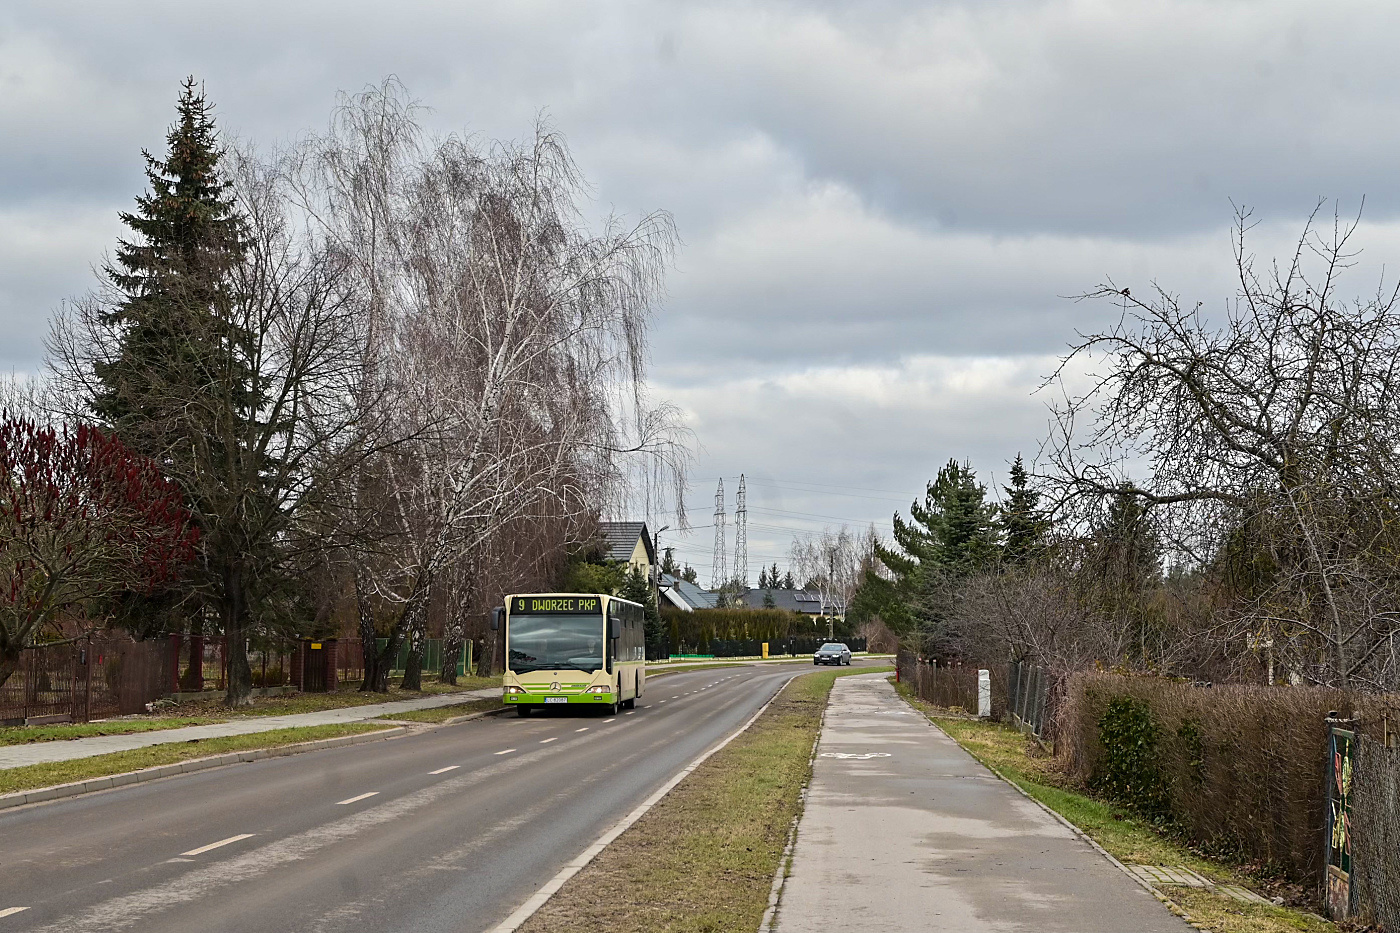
[293,82,690,690]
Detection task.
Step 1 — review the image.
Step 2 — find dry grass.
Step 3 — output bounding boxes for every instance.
[517,667,879,933]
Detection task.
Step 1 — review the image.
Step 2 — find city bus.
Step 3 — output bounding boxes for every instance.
[499,593,646,716]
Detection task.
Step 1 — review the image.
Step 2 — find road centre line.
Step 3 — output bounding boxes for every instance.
[575,727,589,732]
[429,766,460,775]
[180,834,255,857]
[495,748,517,755]
[540,737,557,744]
[0,908,28,918]
[602,718,615,723]
[336,792,379,806]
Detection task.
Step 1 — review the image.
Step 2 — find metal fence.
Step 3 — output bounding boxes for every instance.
[897,652,980,712]
[1007,659,1052,740]
[1,634,172,724]
[1350,725,1400,928]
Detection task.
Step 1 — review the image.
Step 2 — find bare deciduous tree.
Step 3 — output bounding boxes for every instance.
[294,82,690,690]
[1045,203,1400,690]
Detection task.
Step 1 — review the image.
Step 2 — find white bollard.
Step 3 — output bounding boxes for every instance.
[977,669,991,719]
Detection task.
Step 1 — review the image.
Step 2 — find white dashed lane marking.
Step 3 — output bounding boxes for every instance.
[575,727,589,732]
[495,748,517,755]
[180,834,255,857]
[429,766,459,775]
[336,792,379,806]
[602,718,615,723]
[540,737,557,744]
[0,908,29,918]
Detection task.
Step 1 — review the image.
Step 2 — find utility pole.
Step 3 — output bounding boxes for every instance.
[827,550,835,640]
[653,524,670,619]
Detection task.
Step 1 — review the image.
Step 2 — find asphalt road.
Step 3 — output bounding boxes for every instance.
[0,659,883,933]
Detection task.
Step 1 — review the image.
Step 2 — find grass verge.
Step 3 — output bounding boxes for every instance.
[518,666,887,933]
[0,723,390,796]
[161,675,498,718]
[378,698,504,723]
[893,681,1335,933]
[0,717,224,746]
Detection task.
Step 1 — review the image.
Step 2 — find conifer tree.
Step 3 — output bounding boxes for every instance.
[95,77,253,445]
[857,459,996,655]
[1000,454,1048,564]
[88,79,269,702]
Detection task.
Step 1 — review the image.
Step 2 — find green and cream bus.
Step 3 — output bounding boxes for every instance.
[500,594,646,716]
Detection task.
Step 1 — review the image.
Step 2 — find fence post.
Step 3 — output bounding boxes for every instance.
[978,669,991,719]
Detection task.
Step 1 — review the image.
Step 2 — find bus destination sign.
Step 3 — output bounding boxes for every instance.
[514,596,601,614]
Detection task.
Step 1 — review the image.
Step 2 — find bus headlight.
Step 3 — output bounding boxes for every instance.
[586,685,610,694]
[505,686,526,695]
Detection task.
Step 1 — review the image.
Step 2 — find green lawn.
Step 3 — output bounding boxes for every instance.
[162,675,499,718]
[0,717,225,746]
[893,682,1335,933]
[377,698,505,723]
[0,723,392,797]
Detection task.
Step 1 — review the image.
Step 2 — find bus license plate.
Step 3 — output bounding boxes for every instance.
[544,697,567,704]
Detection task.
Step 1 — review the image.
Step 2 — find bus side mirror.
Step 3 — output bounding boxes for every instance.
[491,607,504,632]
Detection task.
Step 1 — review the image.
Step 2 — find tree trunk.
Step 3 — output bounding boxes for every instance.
[396,564,435,692]
[476,626,498,678]
[441,624,462,685]
[0,651,18,693]
[401,630,424,691]
[181,615,205,692]
[222,561,254,707]
[355,567,383,692]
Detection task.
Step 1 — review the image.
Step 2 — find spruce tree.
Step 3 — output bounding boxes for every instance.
[858,459,997,656]
[95,77,253,446]
[91,79,269,703]
[1000,454,1048,564]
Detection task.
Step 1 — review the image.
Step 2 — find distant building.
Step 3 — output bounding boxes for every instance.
[735,587,831,618]
[658,573,718,612]
[596,521,656,581]
[655,577,834,618]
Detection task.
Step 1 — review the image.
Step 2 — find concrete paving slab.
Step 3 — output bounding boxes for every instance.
[0,688,496,770]
[773,673,1193,932]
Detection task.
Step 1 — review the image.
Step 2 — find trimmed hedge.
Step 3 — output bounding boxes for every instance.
[663,608,817,649]
[1063,673,1354,883]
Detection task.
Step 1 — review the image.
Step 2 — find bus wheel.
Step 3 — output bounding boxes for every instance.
[515,706,531,718]
[623,696,636,710]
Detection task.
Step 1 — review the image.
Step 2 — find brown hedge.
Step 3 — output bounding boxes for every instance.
[1062,673,1355,883]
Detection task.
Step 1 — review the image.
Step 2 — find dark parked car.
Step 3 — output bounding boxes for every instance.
[813,642,852,666]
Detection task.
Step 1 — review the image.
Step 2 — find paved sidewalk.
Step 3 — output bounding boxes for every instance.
[773,673,1192,932]
[0,688,497,770]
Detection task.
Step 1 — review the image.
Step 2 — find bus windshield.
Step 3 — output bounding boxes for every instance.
[508,612,606,673]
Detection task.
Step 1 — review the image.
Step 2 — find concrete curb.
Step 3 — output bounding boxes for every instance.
[437,706,512,727]
[892,684,1211,932]
[0,725,406,812]
[486,671,804,933]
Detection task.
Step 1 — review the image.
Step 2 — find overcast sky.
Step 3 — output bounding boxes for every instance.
[5,1,1400,583]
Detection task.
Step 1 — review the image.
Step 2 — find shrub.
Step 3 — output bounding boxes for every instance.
[1063,673,1354,883]
[1091,697,1171,821]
